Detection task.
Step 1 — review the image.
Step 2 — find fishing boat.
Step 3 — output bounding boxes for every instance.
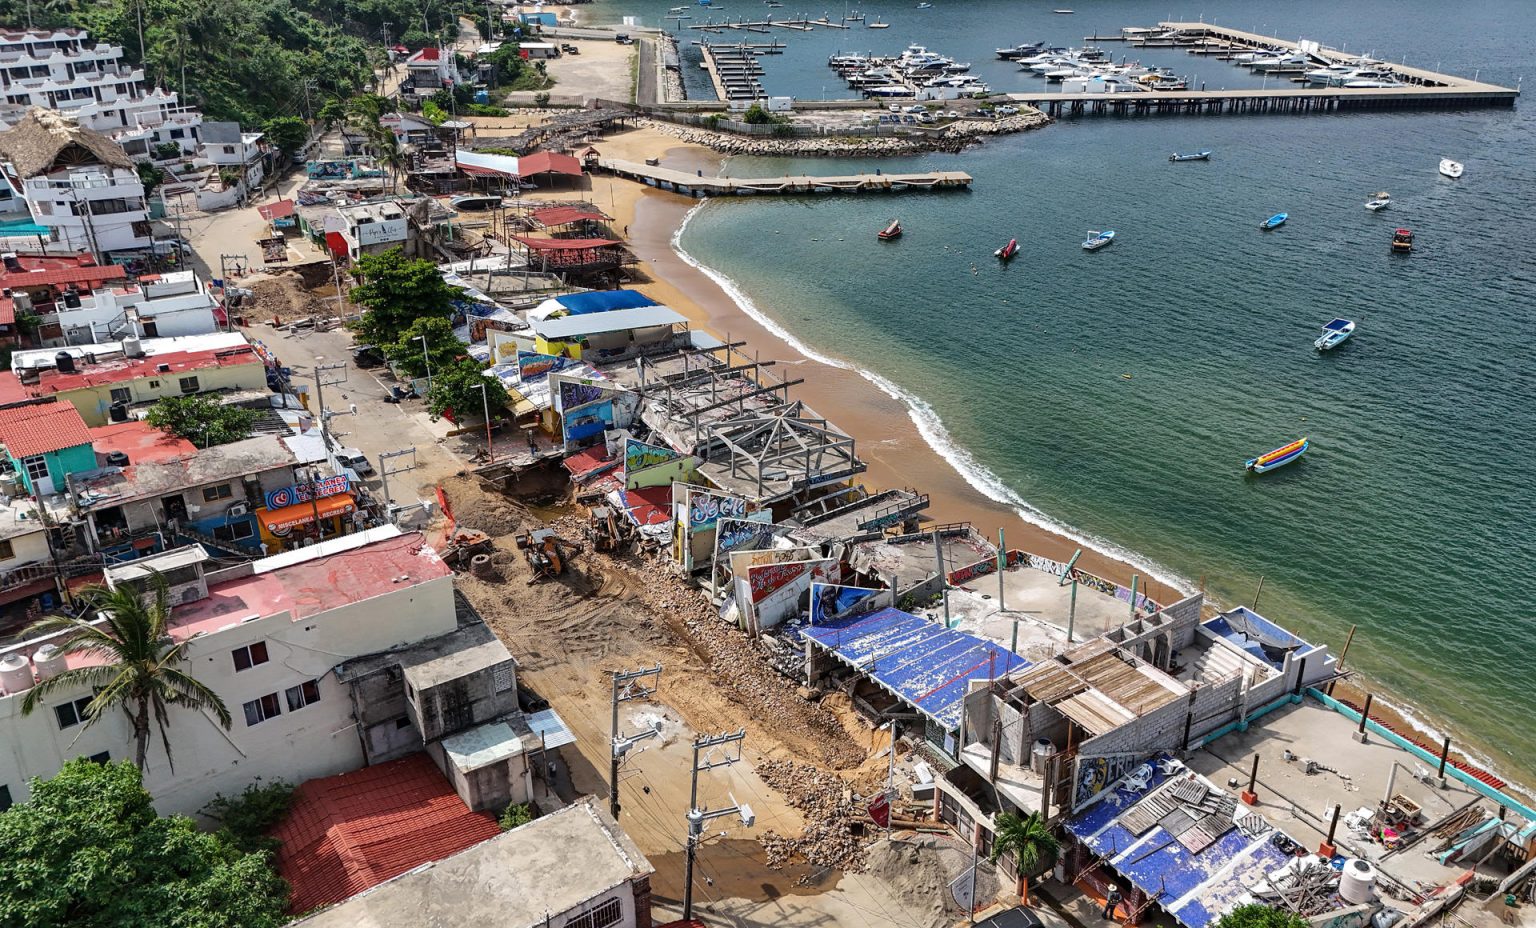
[1245,437,1308,475]
[1081,229,1115,250]
[995,238,1019,260]
[1169,150,1211,162]
[878,219,902,241]
[1364,191,1391,211]
[1439,158,1464,178]
[1313,318,1355,352]
[1391,227,1414,252]
[1260,212,1288,230]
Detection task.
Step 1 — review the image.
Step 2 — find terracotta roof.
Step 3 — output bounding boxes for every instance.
[0,263,126,290]
[517,151,584,177]
[512,235,623,251]
[257,199,296,221]
[0,373,33,408]
[0,108,133,178]
[271,752,500,914]
[28,345,261,394]
[0,400,92,457]
[86,420,195,465]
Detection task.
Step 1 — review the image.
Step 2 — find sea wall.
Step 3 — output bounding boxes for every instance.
[637,110,1049,157]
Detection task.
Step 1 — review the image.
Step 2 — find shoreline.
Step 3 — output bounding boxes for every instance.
[564,132,1531,800]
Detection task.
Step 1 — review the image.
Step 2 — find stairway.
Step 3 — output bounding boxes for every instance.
[1187,640,1249,684]
[174,525,257,559]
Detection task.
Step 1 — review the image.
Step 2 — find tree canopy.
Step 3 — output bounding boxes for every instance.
[0,759,289,928]
[146,395,259,448]
[383,315,466,379]
[350,248,463,347]
[262,115,310,155]
[426,359,507,423]
[1214,905,1309,928]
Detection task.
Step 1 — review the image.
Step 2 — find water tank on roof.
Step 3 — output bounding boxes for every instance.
[55,351,76,374]
[1339,859,1377,904]
[0,653,32,695]
[12,291,30,313]
[122,335,144,358]
[108,401,128,423]
[104,450,129,468]
[1,253,19,272]
[1031,738,1055,774]
[62,288,81,308]
[32,643,66,681]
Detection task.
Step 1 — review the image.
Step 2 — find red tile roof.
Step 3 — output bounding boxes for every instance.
[0,401,92,457]
[29,345,261,394]
[512,235,623,251]
[0,373,33,408]
[86,420,196,465]
[0,263,127,290]
[518,151,584,177]
[271,753,500,914]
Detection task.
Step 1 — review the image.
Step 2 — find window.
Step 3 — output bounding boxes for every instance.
[394,716,412,730]
[0,785,10,812]
[212,521,254,543]
[285,679,321,711]
[87,751,110,764]
[148,379,160,388]
[21,455,49,484]
[202,483,233,502]
[178,375,199,393]
[170,127,184,139]
[109,386,131,403]
[566,898,623,928]
[242,693,281,726]
[0,539,12,561]
[231,641,268,672]
[54,696,94,729]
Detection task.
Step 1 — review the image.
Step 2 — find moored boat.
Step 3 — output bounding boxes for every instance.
[1169,150,1212,162]
[1364,191,1390,211]
[1245,437,1308,474]
[995,238,1018,260]
[878,219,902,241]
[1391,227,1413,252]
[1439,158,1464,178]
[1081,229,1115,250]
[1314,318,1355,352]
[1260,212,1288,230]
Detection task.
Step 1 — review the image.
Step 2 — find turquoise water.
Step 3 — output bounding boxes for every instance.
[591,0,1536,777]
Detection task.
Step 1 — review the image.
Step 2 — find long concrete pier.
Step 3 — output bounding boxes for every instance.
[1010,22,1518,118]
[597,157,972,197]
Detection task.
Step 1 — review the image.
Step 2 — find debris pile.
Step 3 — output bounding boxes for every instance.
[756,759,869,876]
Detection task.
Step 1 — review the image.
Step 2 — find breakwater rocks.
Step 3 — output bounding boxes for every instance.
[638,110,1050,157]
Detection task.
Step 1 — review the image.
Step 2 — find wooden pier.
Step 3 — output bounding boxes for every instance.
[1011,21,1517,118]
[597,158,973,197]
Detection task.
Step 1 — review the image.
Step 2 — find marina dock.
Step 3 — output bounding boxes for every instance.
[1009,22,1518,117]
[698,43,768,101]
[597,158,973,196]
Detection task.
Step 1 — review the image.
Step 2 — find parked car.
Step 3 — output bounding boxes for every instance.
[614,33,634,44]
[561,43,580,54]
[904,104,928,114]
[335,448,374,477]
[995,104,1019,116]
[351,344,384,368]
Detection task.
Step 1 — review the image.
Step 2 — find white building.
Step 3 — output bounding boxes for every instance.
[37,270,221,345]
[0,528,564,817]
[199,121,266,188]
[290,800,656,928]
[0,28,202,160]
[0,108,150,257]
[404,45,459,93]
[334,200,408,260]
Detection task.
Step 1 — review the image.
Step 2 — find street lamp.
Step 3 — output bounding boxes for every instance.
[416,334,431,387]
[477,380,495,464]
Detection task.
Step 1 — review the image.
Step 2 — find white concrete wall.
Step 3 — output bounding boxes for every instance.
[550,881,639,928]
[0,527,53,571]
[0,570,458,815]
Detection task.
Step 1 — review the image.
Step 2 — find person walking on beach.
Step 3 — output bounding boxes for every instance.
[1103,886,1123,921]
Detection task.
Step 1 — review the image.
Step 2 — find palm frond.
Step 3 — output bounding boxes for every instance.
[19,664,120,714]
[157,668,233,729]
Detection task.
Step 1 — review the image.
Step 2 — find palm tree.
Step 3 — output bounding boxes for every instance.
[20,575,232,773]
[990,811,1061,904]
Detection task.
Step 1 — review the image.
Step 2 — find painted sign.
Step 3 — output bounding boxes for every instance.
[1072,752,1153,812]
[714,516,776,559]
[625,453,698,491]
[263,498,355,535]
[263,475,350,510]
[558,378,609,412]
[517,350,570,382]
[809,582,887,626]
[688,491,749,534]
[624,438,678,474]
[744,557,837,633]
[563,400,612,444]
[673,483,754,572]
[750,561,814,603]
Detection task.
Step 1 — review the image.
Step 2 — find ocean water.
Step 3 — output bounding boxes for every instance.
[588,0,1536,778]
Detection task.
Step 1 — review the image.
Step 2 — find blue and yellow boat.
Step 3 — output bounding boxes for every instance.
[1245,437,1308,474]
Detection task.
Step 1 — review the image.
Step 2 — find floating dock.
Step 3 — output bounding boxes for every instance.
[597,158,973,197]
[1011,22,1518,117]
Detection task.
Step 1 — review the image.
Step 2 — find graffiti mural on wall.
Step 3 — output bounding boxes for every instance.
[689,491,749,534]
[749,561,814,603]
[715,517,773,557]
[624,438,678,473]
[1072,753,1153,811]
[1022,552,1163,613]
[517,350,570,382]
[559,379,608,411]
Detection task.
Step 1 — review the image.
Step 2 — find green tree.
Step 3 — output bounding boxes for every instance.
[383,316,465,379]
[989,812,1060,904]
[136,161,166,195]
[20,576,233,772]
[1214,906,1309,928]
[498,802,533,830]
[145,395,258,448]
[262,115,310,155]
[203,780,296,855]
[350,248,464,346]
[0,759,288,928]
[742,103,774,124]
[426,358,507,423]
[421,99,448,125]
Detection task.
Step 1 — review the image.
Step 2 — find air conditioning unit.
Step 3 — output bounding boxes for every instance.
[228,503,249,518]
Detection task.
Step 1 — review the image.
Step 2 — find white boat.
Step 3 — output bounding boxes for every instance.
[1082,229,1115,250]
[1364,191,1391,211]
[1250,53,1308,71]
[1053,9,1075,13]
[867,18,889,27]
[1439,158,1464,178]
[1343,78,1402,88]
[1314,318,1356,352]
[916,3,933,8]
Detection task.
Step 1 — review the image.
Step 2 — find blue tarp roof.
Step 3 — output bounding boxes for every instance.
[556,290,657,315]
[799,607,1028,730]
[1204,607,1310,671]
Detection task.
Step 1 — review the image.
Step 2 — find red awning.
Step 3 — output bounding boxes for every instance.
[531,206,610,227]
[260,494,356,533]
[258,199,296,221]
[517,151,583,177]
[325,230,349,258]
[512,235,622,251]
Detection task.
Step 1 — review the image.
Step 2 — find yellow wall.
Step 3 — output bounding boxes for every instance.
[59,360,270,426]
[534,336,582,360]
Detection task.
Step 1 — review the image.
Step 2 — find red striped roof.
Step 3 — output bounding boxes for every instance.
[271,752,500,914]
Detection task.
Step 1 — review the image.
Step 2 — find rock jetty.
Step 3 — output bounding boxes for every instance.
[639,109,1050,157]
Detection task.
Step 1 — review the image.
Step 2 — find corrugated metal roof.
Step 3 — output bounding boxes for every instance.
[0,400,92,457]
[531,305,687,340]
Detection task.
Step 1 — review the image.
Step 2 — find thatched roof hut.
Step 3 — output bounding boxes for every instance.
[0,108,134,178]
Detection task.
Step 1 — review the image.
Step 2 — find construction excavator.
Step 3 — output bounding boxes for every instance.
[516,528,566,582]
[586,506,634,553]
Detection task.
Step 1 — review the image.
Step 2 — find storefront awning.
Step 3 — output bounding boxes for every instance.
[261,493,356,533]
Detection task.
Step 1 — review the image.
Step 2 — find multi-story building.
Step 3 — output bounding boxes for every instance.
[0,28,201,160]
[0,108,151,257]
[24,270,224,345]
[198,121,266,189]
[334,200,408,260]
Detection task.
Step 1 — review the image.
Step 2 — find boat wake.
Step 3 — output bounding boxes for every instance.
[671,201,1196,597]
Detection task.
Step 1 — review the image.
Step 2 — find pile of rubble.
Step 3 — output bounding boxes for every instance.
[755,759,871,877]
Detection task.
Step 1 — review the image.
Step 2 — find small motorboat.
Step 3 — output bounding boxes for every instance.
[1391,227,1414,252]
[878,219,903,241]
[1260,212,1288,230]
[1245,437,1308,475]
[1053,8,1075,12]
[1081,229,1115,251]
[1169,150,1212,162]
[1439,158,1464,178]
[1314,318,1356,352]
[995,238,1019,260]
[915,2,932,8]
[867,17,889,26]
[1364,191,1391,211]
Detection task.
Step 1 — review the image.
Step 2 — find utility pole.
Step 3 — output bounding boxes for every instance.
[1057,548,1082,642]
[303,79,316,122]
[608,665,662,820]
[682,729,753,922]
[377,447,418,514]
[311,357,348,452]
[477,380,496,463]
